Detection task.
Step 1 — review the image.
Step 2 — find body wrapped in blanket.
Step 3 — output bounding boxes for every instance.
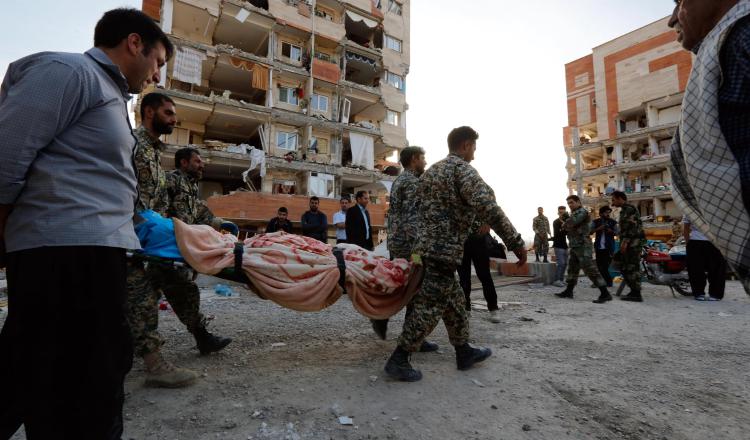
[133,210,421,319]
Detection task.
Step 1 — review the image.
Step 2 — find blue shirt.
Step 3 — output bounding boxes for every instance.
[0,48,140,252]
[358,204,370,239]
[719,15,750,214]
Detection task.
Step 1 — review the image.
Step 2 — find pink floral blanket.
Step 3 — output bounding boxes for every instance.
[172,219,421,319]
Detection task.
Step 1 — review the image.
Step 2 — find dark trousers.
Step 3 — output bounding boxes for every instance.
[0,247,133,440]
[687,240,727,299]
[595,248,613,286]
[457,235,498,311]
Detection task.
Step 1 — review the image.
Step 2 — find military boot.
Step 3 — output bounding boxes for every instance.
[193,326,232,355]
[555,282,575,298]
[455,343,492,370]
[621,289,643,302]
[419,340,439,352]
[384,346,422,382]
[143,352,198,388]
[592,286,612,303]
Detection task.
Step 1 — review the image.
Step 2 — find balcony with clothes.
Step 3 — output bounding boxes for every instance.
[577,139,671,178]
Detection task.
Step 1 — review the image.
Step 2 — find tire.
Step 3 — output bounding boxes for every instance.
[672,280,692,296]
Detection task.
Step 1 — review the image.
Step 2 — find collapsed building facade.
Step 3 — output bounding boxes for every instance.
[140,0,410,236]
[563,17,693,240]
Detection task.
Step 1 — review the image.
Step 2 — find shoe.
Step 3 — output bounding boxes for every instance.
[592,287,612,304]
[552,280,565,288]
[419,340,439,352]
[371,319,388,340]
[144,355,198,388]
[620,290,643,302]
[543,258,548,263]
[694,294,708,301]
[384,346,422,382]
[707,296,722,301]
[193,326,232,355]
[488,309,502,323]
[555,283,575,298]
[455,343,492,371]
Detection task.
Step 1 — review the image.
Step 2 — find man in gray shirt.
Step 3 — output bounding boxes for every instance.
[0,8,172,439]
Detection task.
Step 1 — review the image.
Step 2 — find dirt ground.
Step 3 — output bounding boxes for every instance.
[3,273,749,440]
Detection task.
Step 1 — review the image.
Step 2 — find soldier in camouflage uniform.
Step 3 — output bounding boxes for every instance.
[384,127,527,382]
[372,147,438,352]
[611,191,646,302]
[128,94,231,389]
[166,148,225,229]
[532,207,551,262]
[555,195,612,303]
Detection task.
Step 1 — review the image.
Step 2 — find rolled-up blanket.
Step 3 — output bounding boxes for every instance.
[171,218,421,319]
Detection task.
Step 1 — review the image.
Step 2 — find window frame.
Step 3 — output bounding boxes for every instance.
[281,41,302,62]
[311,93,330,112]
[387,0,402,15]
[386,110,401,127]
[276,130,299,151]
[384,34,402,53]
[278,86,299,105]
[385,71,405,91]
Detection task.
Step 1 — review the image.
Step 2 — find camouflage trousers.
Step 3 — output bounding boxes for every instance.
[534,234,549,256]
[619,243,644,292]
[397,259,469,352]
[566,246,606,288]
[126,260,204,357]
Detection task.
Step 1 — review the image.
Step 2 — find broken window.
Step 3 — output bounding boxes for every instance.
[311,94,329,112]
[272,180,297,195]
[385,71,404,91]
[315,6,336,21]
[281,42,302,62]
[308,173,335,198]
[386,110,400,127]
[278,86,299,105]
[384,35,402,52]
[310,137,330,155]
[276,131,298,150]
[387,0,402,15]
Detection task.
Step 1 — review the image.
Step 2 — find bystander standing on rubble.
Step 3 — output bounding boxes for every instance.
[384,126,527,382]
[346,191,375,251]
[550,206,569,287]
[668,0,750,294]
[301,196,328,243]
[532,207,551,263]
[332,196,350,244]
[0,8,171,438]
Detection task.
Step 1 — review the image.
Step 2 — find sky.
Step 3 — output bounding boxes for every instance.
[0,0,674,241]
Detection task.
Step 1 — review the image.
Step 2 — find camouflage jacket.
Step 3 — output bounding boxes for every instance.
[166,169,221,227]
[532,215,550,237]
[133,126,169,214]
[413,153,524,265]
[387,168,420,258]
[564,207,593,249]
[617,203,646,247]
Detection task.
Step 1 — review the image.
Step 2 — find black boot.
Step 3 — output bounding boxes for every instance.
[543,257,548,263]
[592,286,612,304]
[455,343,492,370]
[419,340,439,353]
[371,319,388,340]
[384,346,422,382]
[555,282,575,298]
[535,255,540,262]
[621,289,643,302]
[193,326,232,355]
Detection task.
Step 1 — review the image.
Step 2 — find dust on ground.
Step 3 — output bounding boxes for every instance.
[3,273,749,440]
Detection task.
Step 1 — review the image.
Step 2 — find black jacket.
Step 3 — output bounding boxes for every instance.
[267,217,292,233]
[551,218,568,249]
[301,210,328,243]
[345,204,374,250]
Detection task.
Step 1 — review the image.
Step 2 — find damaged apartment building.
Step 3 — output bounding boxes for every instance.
[139,0,409,233]
[563,16,692,240]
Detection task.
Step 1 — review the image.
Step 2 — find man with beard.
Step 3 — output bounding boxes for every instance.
[128,94,231,389]
[370,146,438,351]
[668,0,750,294]
[0,8,171,438]
[301,196,328,243]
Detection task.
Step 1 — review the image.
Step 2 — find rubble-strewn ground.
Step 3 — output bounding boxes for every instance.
[3,273,749,440]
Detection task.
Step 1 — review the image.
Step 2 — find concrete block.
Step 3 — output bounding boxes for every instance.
[498,262,557,285]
